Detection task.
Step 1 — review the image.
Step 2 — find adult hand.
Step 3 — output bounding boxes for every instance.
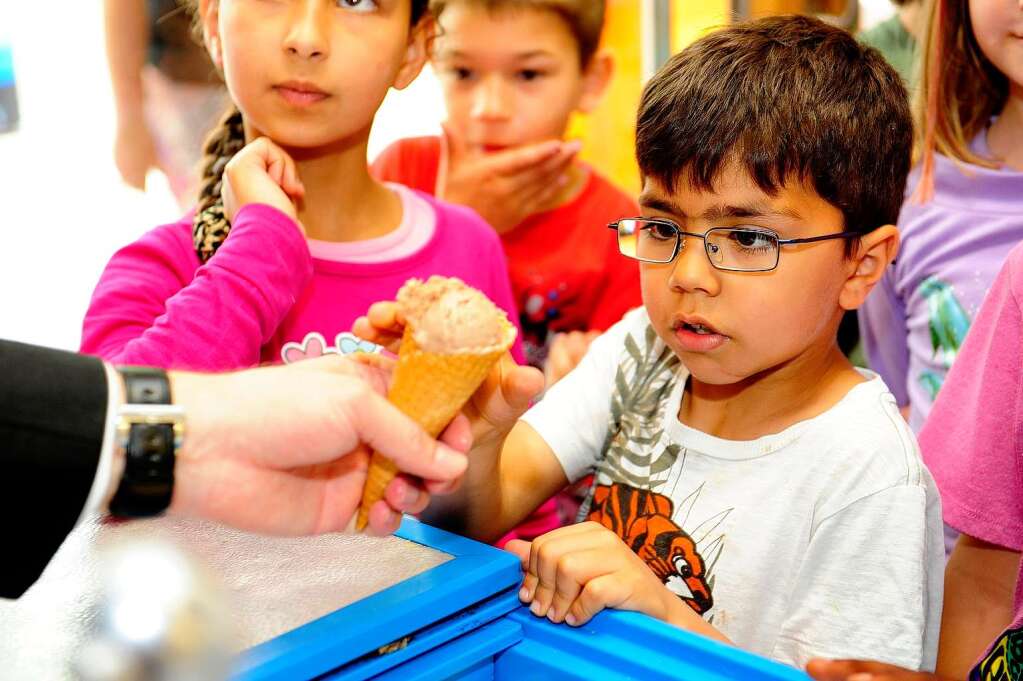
[113,117,160,191]
[221,136,306,226]
[437,123,581,234]
[545,330,601,387]
[807,659,955,681]
[353,303,544,446]
[506,522,677,627]
[167,355,471,537]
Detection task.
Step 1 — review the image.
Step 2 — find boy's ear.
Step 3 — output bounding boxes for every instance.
[393,16,435,91]
[199,0,224,69]
[577,51,614,114]
[839,225,900,311]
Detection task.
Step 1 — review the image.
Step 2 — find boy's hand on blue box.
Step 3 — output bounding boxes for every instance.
[506,521,679,628]
[806,659,953,681]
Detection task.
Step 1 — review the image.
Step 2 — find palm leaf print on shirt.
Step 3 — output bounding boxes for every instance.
[918,277,971,401]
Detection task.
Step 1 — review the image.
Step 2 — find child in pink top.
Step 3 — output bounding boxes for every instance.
[82,186,522,369]
[81,1,522,371]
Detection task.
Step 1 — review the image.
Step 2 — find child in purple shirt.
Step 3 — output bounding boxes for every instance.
[860,132,1023,434]
[858,0,1023,435]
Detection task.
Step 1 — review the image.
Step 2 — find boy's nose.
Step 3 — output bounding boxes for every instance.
[668,237,721,296]
[470,76,512,122]
[283,1,330,61]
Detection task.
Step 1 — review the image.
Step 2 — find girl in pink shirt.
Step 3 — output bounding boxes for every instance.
[82,0,522,372]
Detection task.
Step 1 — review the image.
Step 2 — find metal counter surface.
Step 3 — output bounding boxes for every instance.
[0,515,450,680]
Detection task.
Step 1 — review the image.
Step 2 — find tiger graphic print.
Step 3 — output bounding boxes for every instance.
[587,482,713,615]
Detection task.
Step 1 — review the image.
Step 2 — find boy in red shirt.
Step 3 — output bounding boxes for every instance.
[373,0,640,385]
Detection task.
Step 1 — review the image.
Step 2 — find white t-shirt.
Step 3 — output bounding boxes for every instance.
[522,308,944,670]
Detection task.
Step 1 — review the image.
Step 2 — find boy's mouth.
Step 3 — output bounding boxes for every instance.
[681,322,714,335]
[672,317,728,352]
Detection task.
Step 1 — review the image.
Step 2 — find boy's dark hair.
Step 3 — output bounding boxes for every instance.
[429,0,605,66]
[636,15,912,245]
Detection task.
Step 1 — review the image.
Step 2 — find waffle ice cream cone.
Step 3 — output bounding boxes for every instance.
[356,277,516,531]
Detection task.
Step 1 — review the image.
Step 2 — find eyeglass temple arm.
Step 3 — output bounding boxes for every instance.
[779,231,861,245]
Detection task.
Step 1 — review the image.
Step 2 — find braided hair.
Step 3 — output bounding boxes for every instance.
[192,106,245,262]
[188,0,432,262]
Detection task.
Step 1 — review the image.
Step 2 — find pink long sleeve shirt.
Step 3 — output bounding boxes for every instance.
[81,193,524,370]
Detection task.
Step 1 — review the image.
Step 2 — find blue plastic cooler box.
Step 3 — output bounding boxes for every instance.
[234,518,811,681]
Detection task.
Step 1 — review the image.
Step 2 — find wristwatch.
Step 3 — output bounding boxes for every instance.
[108,367,186,518]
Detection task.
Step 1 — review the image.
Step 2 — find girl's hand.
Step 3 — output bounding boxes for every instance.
[221,137,306,227]
[806,659,953,681]
[506,522,676,627]
[352,301,407,354]
[352,303,544,445]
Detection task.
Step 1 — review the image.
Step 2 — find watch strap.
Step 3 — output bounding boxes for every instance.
[108,367,181,518]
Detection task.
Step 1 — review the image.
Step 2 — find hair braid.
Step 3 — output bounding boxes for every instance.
[192,106,246,262]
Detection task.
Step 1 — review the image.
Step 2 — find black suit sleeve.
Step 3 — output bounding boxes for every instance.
[0,340,108,599]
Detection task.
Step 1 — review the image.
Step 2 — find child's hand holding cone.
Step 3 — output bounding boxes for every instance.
[352,278,544,531]
[353,305,544,450]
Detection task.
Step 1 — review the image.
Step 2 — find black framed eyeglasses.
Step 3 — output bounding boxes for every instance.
[608,218,861,273]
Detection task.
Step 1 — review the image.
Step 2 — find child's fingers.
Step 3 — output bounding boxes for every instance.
[805,660,925,681]
[527,525,607,618]
[267,156,286,186]
[500,358,545,411]
[467,355,544,442]
[504,539,540,604]
[505,538,531,566]
[352,313,403,352]
[502,538,540,606]
[489,139,566,177]
[506,144,578,197]
[567,573,626,626]
[525,170,570,210]
[548,547,613,623]
[367,302,406,334]
[282,154,305,199]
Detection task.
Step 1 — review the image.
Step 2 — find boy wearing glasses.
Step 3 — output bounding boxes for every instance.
[358,15,943,670]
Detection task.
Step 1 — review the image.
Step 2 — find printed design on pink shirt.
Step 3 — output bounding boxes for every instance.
[281,331,382,364]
